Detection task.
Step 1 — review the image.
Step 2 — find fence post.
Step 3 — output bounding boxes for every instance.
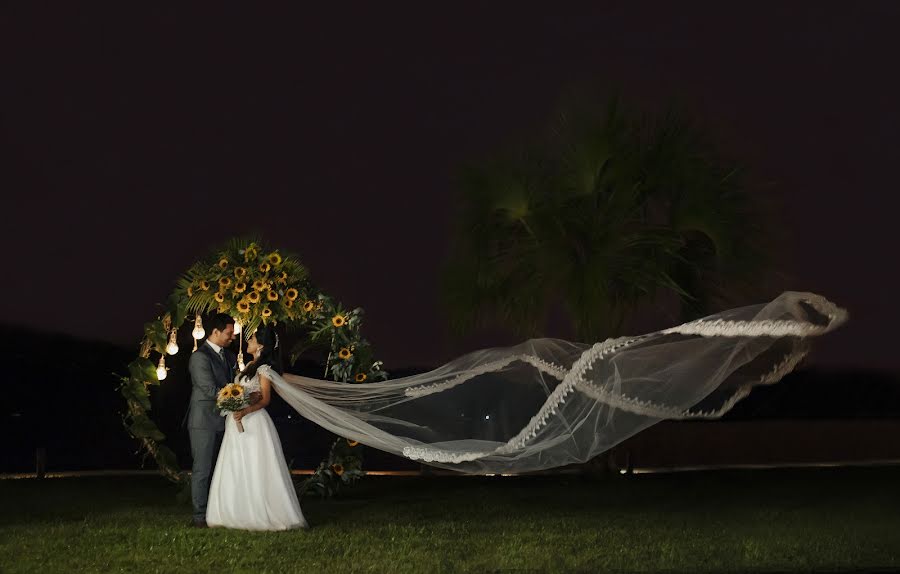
[36,447,47,479]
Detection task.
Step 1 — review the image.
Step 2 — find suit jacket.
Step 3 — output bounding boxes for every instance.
[185,341,237,430]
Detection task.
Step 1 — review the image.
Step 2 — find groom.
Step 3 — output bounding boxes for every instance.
[186,313,237,528]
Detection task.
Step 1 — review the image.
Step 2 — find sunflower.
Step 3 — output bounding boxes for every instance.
[232,384,244,396]
[247,291,260,304]
[267,290,279,301]
[354,373,367,383]
[214,292,225,303]
[259,262,271,273]
[332,314,346,327]
[331,463,345,476]
[262,307,273,318]
[217,303,230,313]
[347,439,359,447]
[234,282,247,293]
[234,266,247,279]
[237,300,251,313]
[218,258,229,270]
[199,280,210,291]
[280,271,289,281]
[285,288,299,301]
[303,300,315,312]
[268,252,283,266]
[338,347,352,360]
[218,276,232,288]
[284,299,294,308]
[244,247,258,261]
[252,280,266,292]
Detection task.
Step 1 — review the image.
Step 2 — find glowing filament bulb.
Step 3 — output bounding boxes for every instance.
[165,329,179,355]
[156,356,168,381]
[192,314,205,340]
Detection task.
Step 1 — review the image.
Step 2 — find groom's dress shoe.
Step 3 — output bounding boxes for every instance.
[191,519,208,528]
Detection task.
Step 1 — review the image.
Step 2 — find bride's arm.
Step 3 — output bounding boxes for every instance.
[234,373,272,423]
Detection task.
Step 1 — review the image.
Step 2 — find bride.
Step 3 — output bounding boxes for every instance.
[206,324,308,531]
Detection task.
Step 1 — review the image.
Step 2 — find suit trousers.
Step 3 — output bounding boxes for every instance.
[189,426,224,520]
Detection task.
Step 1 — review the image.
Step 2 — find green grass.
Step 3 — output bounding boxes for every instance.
[1,467,898,573]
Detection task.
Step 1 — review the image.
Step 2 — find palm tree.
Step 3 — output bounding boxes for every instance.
[442,96,770,344]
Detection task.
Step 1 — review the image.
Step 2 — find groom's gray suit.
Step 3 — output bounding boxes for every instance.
[186,340,237,521]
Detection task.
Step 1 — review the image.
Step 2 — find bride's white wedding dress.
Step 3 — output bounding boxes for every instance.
[206,364,308,531]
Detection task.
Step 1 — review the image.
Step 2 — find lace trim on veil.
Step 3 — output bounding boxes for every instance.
[400,297,839,464]
[575,347,809,420]
[404,355,568,398]
[661,294,847,338]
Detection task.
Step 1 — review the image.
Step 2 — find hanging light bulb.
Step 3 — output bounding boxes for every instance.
[156,356,168,381]
[192,314,205,340]
[165,328,179,355]
[236,320,245,371]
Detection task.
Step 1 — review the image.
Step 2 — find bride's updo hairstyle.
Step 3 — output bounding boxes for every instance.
[240,324,284,382]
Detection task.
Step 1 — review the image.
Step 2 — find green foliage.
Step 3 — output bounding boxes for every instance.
[128,358,158,385]
[154,444,179,473]
[299,437,366,498]
[119,377,151,410]
[128,414,165,441]
[166,293,189,330]
[443,95,771,341]
[301,295,389,383]
[143,320,168,355]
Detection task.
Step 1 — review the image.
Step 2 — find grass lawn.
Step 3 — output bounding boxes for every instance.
[1,467,898,573]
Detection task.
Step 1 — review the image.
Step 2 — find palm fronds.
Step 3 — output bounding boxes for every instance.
[443,96,771,341]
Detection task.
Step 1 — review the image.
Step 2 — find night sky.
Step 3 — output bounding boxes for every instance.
[2,2,898,372]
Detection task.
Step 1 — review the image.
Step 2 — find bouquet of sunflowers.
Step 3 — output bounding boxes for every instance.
[217,382,249,433]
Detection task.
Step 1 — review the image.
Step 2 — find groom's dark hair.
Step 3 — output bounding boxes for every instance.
[207,313,235,335]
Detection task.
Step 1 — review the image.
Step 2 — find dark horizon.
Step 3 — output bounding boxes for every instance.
[5,320,900,477]
[3,2,899,373]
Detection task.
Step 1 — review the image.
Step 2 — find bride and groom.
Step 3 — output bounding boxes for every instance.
[181,292,846,530]
[186,313,308,530]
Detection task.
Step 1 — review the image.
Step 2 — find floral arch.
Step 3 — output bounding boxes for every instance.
[118,238,387,495]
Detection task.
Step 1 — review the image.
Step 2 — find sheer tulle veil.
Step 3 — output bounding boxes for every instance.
[267,291,847,473]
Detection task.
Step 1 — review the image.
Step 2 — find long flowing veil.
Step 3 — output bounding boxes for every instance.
[269,292,847,474]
